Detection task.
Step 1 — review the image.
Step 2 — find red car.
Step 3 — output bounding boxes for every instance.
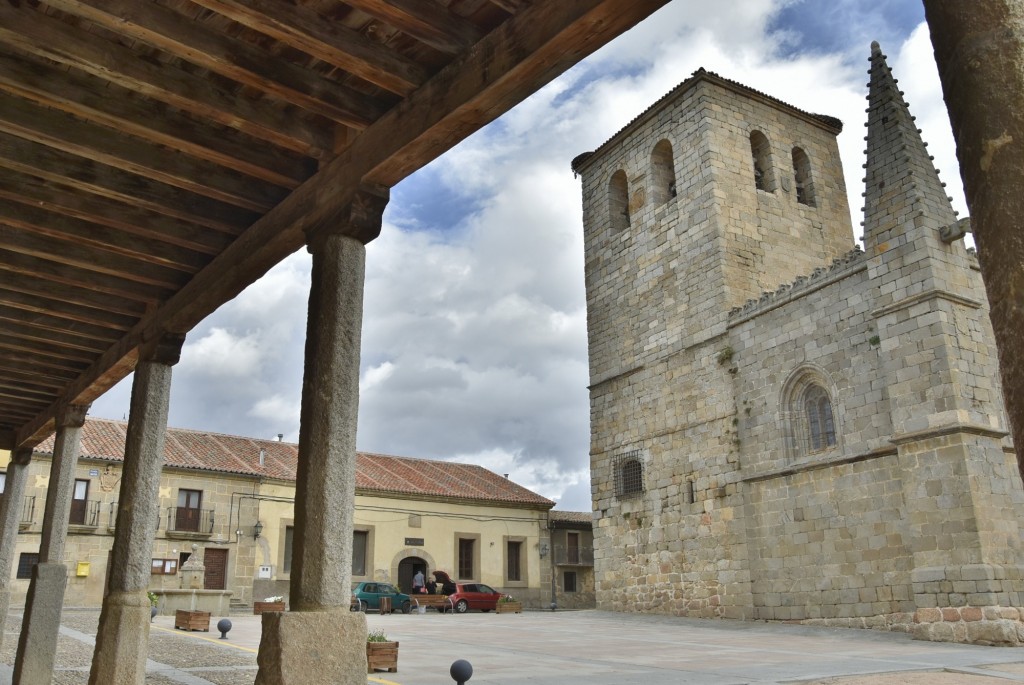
[431,570,503,613]
[447,583,503,613]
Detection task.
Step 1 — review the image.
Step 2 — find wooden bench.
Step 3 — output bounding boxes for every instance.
[412,594,454,613]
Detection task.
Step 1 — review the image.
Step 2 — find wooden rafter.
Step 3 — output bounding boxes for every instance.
[0,0,672,450]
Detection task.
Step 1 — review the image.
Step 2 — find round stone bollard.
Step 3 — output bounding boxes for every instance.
[450,659,473,685]
[217,618,232,640]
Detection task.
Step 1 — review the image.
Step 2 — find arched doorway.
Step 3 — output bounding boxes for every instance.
[397,556,428,594]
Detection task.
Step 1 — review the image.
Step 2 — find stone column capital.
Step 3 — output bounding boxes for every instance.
[56,404,90,429]
[11,447,32,466]
[140,332,186,367]
[305,183,390,251]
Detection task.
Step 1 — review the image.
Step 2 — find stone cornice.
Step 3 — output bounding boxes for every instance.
[871,288,983,318]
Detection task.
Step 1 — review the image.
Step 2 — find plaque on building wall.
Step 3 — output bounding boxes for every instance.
[404,538,424,547]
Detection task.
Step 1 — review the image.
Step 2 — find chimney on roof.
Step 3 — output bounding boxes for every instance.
[277,433,284,442]
[259,448,266,467]
[504,474,509,479]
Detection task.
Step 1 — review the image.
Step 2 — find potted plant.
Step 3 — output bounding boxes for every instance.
[366,629,399,673]
[254,595,286,614]
[496,594,522,614]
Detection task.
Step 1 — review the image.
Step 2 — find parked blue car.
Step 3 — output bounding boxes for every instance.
[351,581,412,613]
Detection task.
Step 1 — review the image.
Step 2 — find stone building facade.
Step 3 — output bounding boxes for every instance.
[1,418,591,612]
[572,45,1024,644]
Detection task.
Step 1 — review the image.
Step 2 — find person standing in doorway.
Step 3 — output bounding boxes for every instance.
[412,569,425,594]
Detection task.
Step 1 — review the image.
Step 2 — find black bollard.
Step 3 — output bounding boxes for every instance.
[450,659,473,685]
[217,618,232,639]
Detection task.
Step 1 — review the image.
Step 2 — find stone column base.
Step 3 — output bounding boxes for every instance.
[88,590,152,685]
[256,610,367,685]
[14,562,69,684]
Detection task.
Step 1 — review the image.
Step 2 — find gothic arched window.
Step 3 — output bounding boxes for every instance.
[781,367,840,460]
[803,385,836,451]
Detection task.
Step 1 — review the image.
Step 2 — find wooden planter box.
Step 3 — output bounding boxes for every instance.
[174,609,210,631]
[496,601,523,614]
[253,601,286,614]
[366,641,399,673]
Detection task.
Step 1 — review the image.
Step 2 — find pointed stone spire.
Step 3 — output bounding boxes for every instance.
[862,41,958,245]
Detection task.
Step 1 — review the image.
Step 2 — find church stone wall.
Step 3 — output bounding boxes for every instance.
[577,64,1024,644]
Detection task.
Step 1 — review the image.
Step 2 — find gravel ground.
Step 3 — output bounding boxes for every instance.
[2,610,260,685]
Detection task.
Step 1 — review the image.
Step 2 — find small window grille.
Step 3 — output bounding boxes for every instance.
[613,450,644,498]
[16,552,38,579]
[563,571,577,593]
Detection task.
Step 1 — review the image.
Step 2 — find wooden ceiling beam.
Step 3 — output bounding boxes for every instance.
[343,0,482,54]
[0,368,71,393]
[0,302,126,344]
[0,250,172,305]
[0,339,95,370]
[0,169,232,257]
[0,93,287,214]
[0,284,136,331]
[0,202,207,275]
[0,225,189,290]
[15,0,672,448]
[189,0,429,95]
[149,0,672,334]
[0,403,41,422]
[0,357,83,383]
[0,3,332,157]
[0,132,258,233]
[44,0,388,127]
[0,279,147,321]
[0,48,313,189]
[0,382,56,404]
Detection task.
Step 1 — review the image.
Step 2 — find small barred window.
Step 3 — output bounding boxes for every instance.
[804,385,836,452]
[613,450,644,498]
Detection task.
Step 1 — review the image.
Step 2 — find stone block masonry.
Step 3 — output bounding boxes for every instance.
[574,59,1022,645]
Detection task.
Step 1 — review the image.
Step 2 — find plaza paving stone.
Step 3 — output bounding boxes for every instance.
[2,609,1024,684]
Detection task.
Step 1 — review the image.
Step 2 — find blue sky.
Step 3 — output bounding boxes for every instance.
[91,1,966,512]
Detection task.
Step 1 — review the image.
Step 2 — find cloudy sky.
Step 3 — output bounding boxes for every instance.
[90,0,969,512]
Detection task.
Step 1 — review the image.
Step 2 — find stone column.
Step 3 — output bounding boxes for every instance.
[922,1,1024,476]
[256,185,388,685]
[14,404,89,684]
[88,333,183,685]
[0,450,30,652]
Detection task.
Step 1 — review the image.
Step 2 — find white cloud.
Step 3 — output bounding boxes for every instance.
[89,2,962,513]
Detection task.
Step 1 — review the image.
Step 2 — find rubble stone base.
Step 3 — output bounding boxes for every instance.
[803,606,1024,646]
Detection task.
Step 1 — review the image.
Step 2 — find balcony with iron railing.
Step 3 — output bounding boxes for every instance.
[552,545,595,567]
[68,499,102,529]
[166,507,215,538]
[108,502,162,532]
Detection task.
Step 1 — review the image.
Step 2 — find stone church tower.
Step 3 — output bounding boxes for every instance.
[572,45,1024,643]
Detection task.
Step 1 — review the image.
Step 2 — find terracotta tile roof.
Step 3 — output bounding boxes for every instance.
[34,418,554,508]
[549,510,593,528]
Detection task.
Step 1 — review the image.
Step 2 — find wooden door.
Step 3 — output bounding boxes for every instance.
[204,548,228,590]
[69,479,88,525]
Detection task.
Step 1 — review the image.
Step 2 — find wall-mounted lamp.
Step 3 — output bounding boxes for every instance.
[253,521,263,540]
[539,543,549,559]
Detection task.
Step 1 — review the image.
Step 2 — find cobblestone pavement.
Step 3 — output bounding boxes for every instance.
[3,609,1024,684]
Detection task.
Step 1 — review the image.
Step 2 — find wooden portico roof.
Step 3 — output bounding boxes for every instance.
[0,0,669,450]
